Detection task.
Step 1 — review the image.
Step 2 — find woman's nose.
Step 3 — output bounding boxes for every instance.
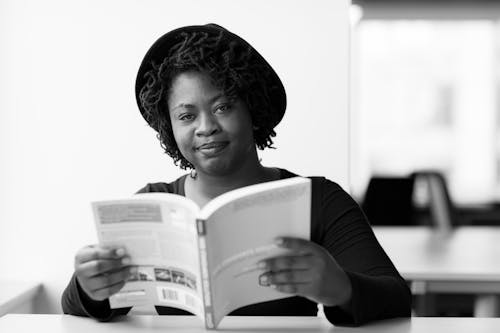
[195,112,220,136]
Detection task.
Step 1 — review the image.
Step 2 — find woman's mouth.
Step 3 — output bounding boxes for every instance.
[196,141,229,156]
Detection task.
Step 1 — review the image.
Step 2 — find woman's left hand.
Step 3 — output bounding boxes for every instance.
[258,237,352,307]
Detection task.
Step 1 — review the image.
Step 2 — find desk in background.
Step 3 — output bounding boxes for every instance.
[457,203,500,226]
[0,281,42,316]
[373,226,500,316]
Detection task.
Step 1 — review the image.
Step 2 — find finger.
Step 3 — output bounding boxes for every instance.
[259,269,311,286]
[270,283,308,295]
[260,254,312,272]
[87,266,133,292]
[76,245,126,264]
[275,237,321,254]
[76,257,131,278]
[92,280,127,301]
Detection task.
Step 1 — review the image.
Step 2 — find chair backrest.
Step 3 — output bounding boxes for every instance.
[361,171,458,229]
[411,171,458,231]
[361,176,416,226]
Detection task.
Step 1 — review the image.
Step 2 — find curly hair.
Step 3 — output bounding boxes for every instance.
[138,30,279,170]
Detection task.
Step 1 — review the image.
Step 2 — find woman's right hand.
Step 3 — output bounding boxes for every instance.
[74,245,133,301]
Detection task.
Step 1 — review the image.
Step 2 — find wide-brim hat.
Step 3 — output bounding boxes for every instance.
[135,23,286,131]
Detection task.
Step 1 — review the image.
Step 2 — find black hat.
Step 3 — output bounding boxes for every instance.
[135,23,286,131]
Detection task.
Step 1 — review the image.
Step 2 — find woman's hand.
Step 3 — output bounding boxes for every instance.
[74,245,134,301]
[258,237,352,307]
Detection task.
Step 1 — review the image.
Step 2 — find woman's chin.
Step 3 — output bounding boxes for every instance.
[195,159,233,177]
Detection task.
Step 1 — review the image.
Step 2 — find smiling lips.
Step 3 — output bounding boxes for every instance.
[196,141,229,156]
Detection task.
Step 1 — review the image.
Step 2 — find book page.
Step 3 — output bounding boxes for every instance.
[92,194,204,317]
[200,177,311,326]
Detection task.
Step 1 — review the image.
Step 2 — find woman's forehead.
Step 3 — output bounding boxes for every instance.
[168,72,226,107]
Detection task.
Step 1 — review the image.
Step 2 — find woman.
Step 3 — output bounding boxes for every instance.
[61,23,411,326]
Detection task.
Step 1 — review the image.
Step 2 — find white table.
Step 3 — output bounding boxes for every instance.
[373,226,500,316]
[0,281,42,316]
[2,314,500,332]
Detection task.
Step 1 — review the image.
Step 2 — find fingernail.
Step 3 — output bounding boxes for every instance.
[257,261,267,269]
[275,238,285,246]
[121,257,131,265]
[259,275,268,286]
[115,248,125,257]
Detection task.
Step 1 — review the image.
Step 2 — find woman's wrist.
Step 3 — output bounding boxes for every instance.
[323,269,353,308]
[75,275,112,318]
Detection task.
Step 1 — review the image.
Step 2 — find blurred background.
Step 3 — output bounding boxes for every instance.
[350,0,500,317]
[351,0,500,217]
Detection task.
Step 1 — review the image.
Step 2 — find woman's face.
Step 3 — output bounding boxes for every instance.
[167,71,256,176]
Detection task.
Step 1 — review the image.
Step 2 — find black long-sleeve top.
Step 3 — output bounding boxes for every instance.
[61,169,411,326]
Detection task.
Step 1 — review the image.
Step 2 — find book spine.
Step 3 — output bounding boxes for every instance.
[196,218,214,329]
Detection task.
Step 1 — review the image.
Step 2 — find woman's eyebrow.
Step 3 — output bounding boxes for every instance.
[171,103,194,112]
[172,94,226,111]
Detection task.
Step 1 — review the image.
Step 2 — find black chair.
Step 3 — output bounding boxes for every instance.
[361,171,458,228]
[361,176,416,226]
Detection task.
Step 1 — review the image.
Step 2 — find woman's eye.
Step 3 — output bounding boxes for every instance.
[215,103,231,113]
[179,113,195,121]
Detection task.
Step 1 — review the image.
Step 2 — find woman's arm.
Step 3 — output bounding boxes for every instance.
[317,178,411,325]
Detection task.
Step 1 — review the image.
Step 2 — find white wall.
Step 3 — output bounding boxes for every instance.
[0,0,350,313]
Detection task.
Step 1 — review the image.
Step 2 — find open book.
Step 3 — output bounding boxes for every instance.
[92,176,311,329]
